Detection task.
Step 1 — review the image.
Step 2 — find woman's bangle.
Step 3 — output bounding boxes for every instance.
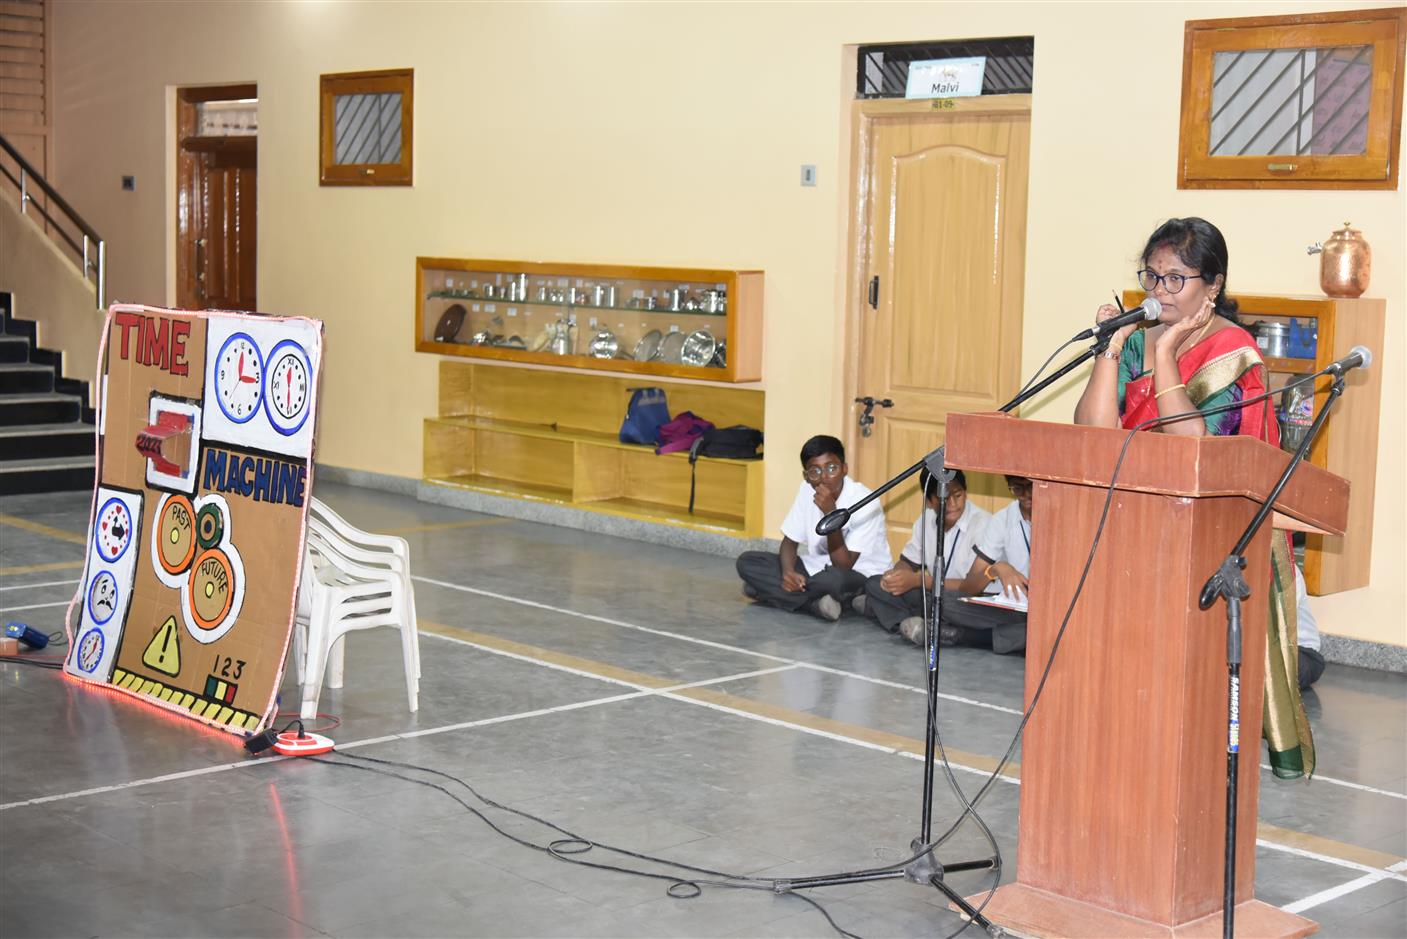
[1155,382,1186,400]
[1100,344,1122,360]
[984,563,998,582]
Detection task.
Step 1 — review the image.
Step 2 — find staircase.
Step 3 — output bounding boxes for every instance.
[0,292,96,495]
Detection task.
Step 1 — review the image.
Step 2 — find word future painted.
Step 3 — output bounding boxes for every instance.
[113,311,191,376]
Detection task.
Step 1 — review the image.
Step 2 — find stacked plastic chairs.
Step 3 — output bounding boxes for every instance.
[293,497,420,719]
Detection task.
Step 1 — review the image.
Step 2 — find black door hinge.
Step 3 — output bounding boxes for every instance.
[868,275,879,309]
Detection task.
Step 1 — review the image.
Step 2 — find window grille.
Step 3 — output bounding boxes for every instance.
[857,37,1034,98]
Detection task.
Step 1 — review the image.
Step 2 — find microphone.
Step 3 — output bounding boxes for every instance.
[1324,345,1372,377]
[816,508,849,535]
[1072,297,1162,342]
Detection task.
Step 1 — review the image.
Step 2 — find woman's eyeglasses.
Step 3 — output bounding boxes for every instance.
[1136,269,1210,295]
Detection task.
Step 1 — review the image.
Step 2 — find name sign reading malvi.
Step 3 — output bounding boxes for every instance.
[905,57,987,99]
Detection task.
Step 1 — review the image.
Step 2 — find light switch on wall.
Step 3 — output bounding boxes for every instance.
[800,165,817,187]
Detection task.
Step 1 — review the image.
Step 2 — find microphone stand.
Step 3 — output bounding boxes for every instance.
[1198,372,1346,939]
[784,330,1117,933]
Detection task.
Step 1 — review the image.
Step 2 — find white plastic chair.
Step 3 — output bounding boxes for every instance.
[307,497,421,682]
[293,502,420,719]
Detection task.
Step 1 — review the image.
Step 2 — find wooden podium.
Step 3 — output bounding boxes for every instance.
[945,413,1348,939]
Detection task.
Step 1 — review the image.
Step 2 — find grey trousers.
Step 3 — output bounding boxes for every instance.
[736,550,867,614]
[861,581,1025,653]
[862,577,925,633]
[1299,647,1325,690]
[941,589,1027,654]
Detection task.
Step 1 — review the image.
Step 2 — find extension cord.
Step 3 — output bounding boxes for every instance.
[272,731,334,756]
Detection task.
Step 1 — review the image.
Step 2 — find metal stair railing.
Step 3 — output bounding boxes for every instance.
[0,133,106,310]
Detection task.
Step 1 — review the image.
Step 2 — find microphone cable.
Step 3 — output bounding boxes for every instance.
[298,368,1331,939]
[1006,291,1140,411]
[1009,336,1080,409]
[915,475,1005,939]
[276,367,1332,939]
[297,750,864,939]
[899,365,1332,935]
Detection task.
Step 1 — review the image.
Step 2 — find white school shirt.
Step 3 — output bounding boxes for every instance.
[1293,562,1320,651]
[780,477,892,577]
[974,501,1031,582]
[900,500,992,584]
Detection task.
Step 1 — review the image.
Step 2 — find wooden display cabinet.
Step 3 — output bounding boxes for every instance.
[416,258,763,382]
[1123,291,1384,595]
[424,362,765,537]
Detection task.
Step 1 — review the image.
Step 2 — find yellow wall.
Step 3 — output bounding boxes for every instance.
[51,1,1404,648]
[0,188,101,388]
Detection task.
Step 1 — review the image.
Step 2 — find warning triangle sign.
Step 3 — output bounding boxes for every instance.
[143,615,181,677]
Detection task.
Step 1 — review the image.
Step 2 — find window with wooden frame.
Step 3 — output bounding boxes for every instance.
[319,68,413,186]
[1179,7,1406,189]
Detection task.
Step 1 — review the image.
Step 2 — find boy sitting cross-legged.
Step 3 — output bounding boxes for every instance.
[736,435,892,621]
[857,468,991,637]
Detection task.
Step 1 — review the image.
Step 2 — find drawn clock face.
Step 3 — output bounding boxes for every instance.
[87,571,120,625]
[76,629,104,674]
[264,340,312,435]
[215,332,264,423]
[94,497,133,562]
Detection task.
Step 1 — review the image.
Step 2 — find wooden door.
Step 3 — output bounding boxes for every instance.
[847,97,1031,551]
[1,0,54,235]
[177,85,256,311]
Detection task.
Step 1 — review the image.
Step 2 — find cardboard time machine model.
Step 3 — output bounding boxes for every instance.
[64,305,324,736]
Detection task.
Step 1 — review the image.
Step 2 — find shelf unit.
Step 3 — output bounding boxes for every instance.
[1123,291,1384,595]
[416,258,763,382]
[423,361,765,537]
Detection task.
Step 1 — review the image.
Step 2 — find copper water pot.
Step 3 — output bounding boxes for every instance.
[1307,223,1371,298]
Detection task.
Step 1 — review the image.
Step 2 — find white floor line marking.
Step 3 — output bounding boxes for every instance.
[412,576,1023,716]
[0,579,78,592]
[427,632,1407,869]
[658,689,1022,786]
[417,578,1407,792]
[384,692,655,742]
[0,599,72,613]
[422,631,652,690]
[363,663,801,745]
[1281,869,1392,914]
[0,758,294,810]
[1259,764,1406,801]
[4,637,1395,884]
[0,660,796,810]
[423,629,1014,781]
[1255,838,1407,880]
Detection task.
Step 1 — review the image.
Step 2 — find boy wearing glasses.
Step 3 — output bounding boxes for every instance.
[902,475,1033,654]
[736,435,892,621]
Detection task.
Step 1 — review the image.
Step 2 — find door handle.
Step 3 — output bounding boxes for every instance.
[855,396,894,437]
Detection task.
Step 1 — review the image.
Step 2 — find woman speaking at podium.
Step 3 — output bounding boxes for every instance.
[1073,216,1314,779]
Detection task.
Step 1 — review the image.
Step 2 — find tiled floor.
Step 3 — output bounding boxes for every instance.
[1,483,1403,938]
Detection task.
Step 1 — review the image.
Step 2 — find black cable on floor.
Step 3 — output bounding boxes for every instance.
[902,368,1331,936]
[0,656,65,670]
[300,751,864,939]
